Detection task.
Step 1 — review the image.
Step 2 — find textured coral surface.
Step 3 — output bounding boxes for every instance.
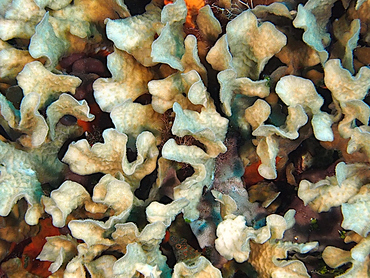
[0,0,370,277]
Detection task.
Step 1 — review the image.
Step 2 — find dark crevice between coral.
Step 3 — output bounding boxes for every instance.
[5,38,30,51]
[57,134,85,161]
[288,136,339,183]
[355,118,368,126]
[266,101,287,127]
[221,260,258,278]
[59,115,78,126]
[125,206,147,231]
[97,250,124,260]
[176,163,195,182]
[84,122,107,145]
[272,181,296,214]
[5,85,23,110]
[162,214,202,268]
[331,0,346,21]
[158,195,173,205]
[124,0,151,15]
[260,56,286,78]
[0,237,32,270]
[85,266,92,278]
[63,170,104,196]
[134,93,152,105]
[134,169,157,200]
[126,147,137,163]
[316,86,334,114]
[206,67,225,118]
[309,258,351,278]
[0,125,13,142]
[41,183,53,197]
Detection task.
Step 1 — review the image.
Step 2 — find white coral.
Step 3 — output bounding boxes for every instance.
[215,210,318,278]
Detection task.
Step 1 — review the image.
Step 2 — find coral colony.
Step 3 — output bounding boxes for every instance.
[1,0,370,277]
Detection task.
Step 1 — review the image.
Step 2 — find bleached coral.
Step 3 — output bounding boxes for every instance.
[0,45,36,80]
[146,198,190,227]
[17,61,82,108]
[298,162,370,212]
[0,92,48,147]
[62,129,159,188]
[275,75,334,142]
[113,243,162,278]
[42,174,134,228]
[324,59,370,156]
[1,0,370,276]
[162,139,216,221]
[105,3,161,67]
[215,210,318,278]
[207,9,287,80]
[322,232,370,277]
[342,184,370,237]
[151,0,187,71]
[0,141,44,225]
[293,1,333,63]
[0,88,95,225]
[172,255,222,278]
[93,48,155,113]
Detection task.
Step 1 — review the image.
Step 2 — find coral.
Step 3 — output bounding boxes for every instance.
[0,44,36,80]
[217,68,270,117]
[215,210,318,277]
[162,139,216,221]
[322,232,370,277]
[113,243,163,278]
[29,12,68,68]
[1,0,370,277]
[17,61,82,108]
[62,129,159,188]
[207,9,287,80]
[93,48,155,112]
[293,0,334,63]
[0,139,60,225]
[298,162,370,213]
[146,198,190,226]
[274,75,333,142]
[151,0,188,71]
[341,184,370,237]
[172,255,222,277]
[332,17,360,74]
[105,3,161,67]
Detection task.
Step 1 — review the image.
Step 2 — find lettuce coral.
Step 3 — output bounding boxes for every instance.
[293,1,333,63]
[0,92,48,147]
[298,162,370,213]
[207,9,287,80]
[62,129,159,188]
[0,90,91,226]
[151,0,187,71]
[93,48,155,112]
[1,0,370,277]
[322,232,370,277]
[275,75,334,142]
[106,3,161,67]
[0,140,44,225]
[17,61,82,108]
[162,139,216,221]
[215,210,318,277]
[113,243,163,278]
[29,12,68,69]
[0,45,36,80]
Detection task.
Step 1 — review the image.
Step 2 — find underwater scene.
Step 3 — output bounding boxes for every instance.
[0,0,370,277]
